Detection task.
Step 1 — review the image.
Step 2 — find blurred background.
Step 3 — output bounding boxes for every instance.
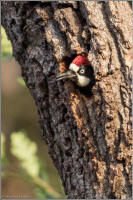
[1,26,66,199]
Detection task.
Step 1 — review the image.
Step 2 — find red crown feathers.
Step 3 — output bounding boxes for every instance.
[72,55,90,66]
[69,55,90,72]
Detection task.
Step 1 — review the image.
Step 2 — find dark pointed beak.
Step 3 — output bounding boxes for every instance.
[56,70,76,81]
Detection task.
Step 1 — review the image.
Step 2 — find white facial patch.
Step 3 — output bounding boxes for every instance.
[77,74,90,87]
[69,63,79,72]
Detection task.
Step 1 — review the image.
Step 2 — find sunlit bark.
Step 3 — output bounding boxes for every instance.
[2,1,132,198]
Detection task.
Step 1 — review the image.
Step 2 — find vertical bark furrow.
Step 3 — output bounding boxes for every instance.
[101,2,132,85]
[2,1,132,199]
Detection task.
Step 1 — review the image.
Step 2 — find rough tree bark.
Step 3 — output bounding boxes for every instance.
[2,1,132,199]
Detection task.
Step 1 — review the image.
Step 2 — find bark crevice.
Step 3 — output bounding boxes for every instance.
[2,1,132,199]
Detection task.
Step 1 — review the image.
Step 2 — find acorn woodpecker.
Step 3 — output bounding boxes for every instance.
[56,54,95,97]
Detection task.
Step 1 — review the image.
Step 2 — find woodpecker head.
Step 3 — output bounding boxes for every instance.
[57,55,94,87]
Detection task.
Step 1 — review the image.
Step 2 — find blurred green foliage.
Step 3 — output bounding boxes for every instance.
[11,131,40,177]
[1,25,66,199]
[1,133,5,159]
[18,77,26,87]
[10,131,62,199]
[1,26,25,86]
[1,133,8,176]
[1,26,12,61]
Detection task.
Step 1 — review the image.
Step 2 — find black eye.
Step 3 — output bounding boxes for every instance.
[80,69,84,74]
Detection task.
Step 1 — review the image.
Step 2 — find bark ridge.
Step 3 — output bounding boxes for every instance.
[2,1,132,199]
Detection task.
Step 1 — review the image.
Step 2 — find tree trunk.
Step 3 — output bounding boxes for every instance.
[2,1,132,199]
